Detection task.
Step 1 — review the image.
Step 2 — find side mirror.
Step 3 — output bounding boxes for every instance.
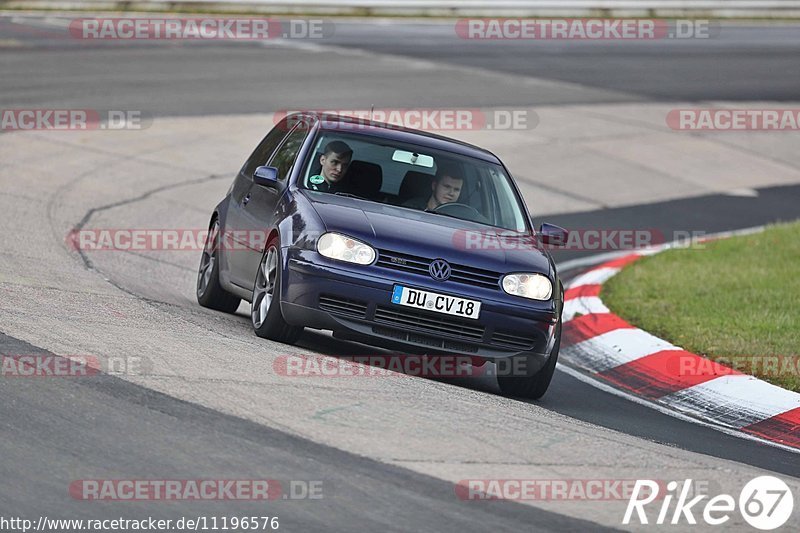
[253,166,279,187]
[538,223,569,247]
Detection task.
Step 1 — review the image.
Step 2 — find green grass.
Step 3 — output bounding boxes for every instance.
[603,221,800,392]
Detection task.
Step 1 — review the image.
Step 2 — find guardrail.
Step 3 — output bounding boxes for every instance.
[4,0,800,16]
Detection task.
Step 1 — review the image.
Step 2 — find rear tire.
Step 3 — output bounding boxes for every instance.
[251,238,302,344]
[497,320,561,400]
[197,219,241,314]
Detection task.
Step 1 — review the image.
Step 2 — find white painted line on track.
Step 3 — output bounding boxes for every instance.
[565,328,680,373]
[567,266,621,287]
[661,375,800,429]
[562,296,609,322]
[556,363,800,455]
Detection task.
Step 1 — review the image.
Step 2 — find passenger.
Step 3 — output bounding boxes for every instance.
[308,141,353,193]
[404,168,463,211]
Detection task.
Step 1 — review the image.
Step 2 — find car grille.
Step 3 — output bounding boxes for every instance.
[376,249,501,290]
[371,326,480,353]
[491,330,538,350]
[318,295,368,319]
[320,295,537,354]
[374,305,485,341]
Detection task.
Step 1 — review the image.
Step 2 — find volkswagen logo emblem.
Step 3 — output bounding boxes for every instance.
[429,259,451,281]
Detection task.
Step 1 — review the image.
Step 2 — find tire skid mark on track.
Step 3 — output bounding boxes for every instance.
[105,247,197,272]
[69,173,227,275]
[52,170,268,346]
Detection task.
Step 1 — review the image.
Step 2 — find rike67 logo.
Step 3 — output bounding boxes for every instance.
[624,477,794,530]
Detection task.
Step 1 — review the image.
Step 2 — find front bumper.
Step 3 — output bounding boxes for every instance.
[282,248,559,370]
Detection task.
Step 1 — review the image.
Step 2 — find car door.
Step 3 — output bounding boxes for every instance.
[230,122,311,290]
[224,118,295,287]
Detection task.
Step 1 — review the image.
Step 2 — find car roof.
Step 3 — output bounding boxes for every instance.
[297,113,503,165]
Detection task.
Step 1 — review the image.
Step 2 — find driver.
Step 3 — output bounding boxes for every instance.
[308,141,353,193]
[404,168,463,211]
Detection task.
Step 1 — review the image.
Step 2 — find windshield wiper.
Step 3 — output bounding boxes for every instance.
[424,208,492,226]
[423,209,463,221]
[334,192,366,200]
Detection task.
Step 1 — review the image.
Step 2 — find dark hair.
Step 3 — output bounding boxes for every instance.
[435,165,462,182]
[322,141,353,159]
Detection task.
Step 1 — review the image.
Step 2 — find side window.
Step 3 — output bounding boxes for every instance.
[242,119,293,178]
[269,124,309,180]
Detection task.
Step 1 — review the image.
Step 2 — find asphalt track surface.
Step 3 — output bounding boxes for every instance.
[2,19,800,113]
[1,15,800,531]
[1,333,608,532]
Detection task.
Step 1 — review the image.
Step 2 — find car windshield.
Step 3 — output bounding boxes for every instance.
[299,131,529,232]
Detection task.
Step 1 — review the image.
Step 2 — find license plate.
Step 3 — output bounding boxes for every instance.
[391,285,481,320]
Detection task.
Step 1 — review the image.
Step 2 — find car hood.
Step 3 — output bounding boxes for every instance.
[306,192,551,275]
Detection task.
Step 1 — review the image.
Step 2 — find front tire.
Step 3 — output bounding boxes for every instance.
[197,219,241,314]
[251,239,302,344]
[497,320,561,400]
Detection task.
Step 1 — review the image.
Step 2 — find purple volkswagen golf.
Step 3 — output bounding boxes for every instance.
[197,113,568,399]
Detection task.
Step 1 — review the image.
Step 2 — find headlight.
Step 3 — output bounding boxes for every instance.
[317,232,376,265]
[502,273,553,300]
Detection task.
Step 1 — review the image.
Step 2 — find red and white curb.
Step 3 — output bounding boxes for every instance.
[559,250,800,451]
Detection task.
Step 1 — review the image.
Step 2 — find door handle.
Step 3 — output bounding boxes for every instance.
[242,193,251,206]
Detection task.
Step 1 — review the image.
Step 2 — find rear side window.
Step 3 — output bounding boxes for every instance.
[242,119,293,178]
[269,124,309,180]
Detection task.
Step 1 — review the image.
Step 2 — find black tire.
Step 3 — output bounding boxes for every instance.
[197,219,241,314]
[251,238,302,344]
[497,320,561,400]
